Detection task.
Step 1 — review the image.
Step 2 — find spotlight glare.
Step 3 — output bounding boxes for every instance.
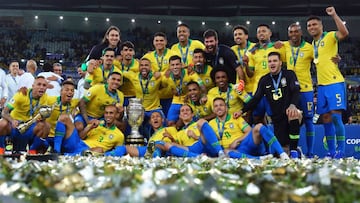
[225,22,230,26]
[246,20,250,25]
[84,17,88,21]
[34,15,38,20]
[59,16,63,20]
[272,21,276,25]
[131,18,135,23]
[178,20,182,25]
[202,21,205,25]
[106,18,110,22]
[157,20,161,24]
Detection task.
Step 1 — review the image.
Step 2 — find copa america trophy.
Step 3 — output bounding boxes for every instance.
[17,105,54,134]
[125,98,145,146]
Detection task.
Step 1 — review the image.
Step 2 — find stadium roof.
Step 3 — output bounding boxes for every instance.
[0,0,359,17]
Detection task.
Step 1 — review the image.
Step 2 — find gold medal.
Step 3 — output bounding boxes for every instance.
[313,58,319,64]
[273,93,279,101]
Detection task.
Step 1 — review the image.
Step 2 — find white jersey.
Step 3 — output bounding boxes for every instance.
[37,71,63,96]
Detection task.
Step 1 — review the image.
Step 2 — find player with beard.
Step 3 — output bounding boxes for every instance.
[189,48,214,90]
[85,48,121,87]
[185,81,214,121]
[171,23,205,66]
[203,29,245,88]
[209,97,288,159]
[121,58,165,138]
[143,32,179,117]
[119,41,139,106]
[245,24,286,124]
[163,55,205,126]
[75,72,124,135]
[0,76,50,153]
[306,7,349,158]
[207,68,251,116]
[54,104,125,155]
[241,52,302,158]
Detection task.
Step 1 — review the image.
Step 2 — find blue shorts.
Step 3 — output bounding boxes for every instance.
[63,128,89,154]
[74,114,101,127]
[236,131,266,156]
[316,82,346,114]
[300,91,314,118]
[253,96,272,117]
[137,146,147,157]
[167,103,182,122]
[11,122,37,151]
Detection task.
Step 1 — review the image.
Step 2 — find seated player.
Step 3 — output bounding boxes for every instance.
[53,104,126,155]
[0,76,51,153]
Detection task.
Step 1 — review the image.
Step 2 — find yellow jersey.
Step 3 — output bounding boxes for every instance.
[85,64,122,87]
[187,100,212,121]
[284,40,314,92]
[247,42,286,93]
[122,71,163,111]
[176,121,200,147]
[312,31,344,85]
[162,69,203,104]
[142,48,179,99]
[207,84,252,115]
[170,39,205,65]
[119,58,139,97]
[195,65,214,90]
[46,96,79,137]
[83,84,124,118]
[7,89,49,122]
[208,114,249,149]
[84,123,124,151]
[231,41,256,93]
[148,126,178,143]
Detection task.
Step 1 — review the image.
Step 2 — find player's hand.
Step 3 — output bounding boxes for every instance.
[274,41,284,49]
[154,71,161,79]
[162,129,175,142]
[11,120,19,128]
[187,130,199,140]
[187,64,195,75]
[0,98,6,108]
[331,54,341,64]
[18,87,28,96]
[165,69,171,78]
[200,95,208,105]
[233,111,243,119]
[326,6,336,16]
[286,104,302,119]
[234,80,245,95]
[88,119,100,129]
[242,55,249,66]
[116,104,124,114]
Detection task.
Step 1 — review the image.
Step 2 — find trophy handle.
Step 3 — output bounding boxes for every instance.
[123,106,128,121]
[17,113,42,134]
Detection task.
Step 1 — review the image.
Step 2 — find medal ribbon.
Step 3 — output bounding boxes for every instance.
[270,71,282,95]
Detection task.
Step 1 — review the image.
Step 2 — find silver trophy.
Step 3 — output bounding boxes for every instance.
[17,105,54,134]
[125,98,145,146]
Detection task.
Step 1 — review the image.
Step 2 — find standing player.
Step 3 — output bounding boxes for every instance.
[171,23,205,66]
[275,23,315,157]
[119,41,139,106]
[245,24,286,124]
[203,29,245,86]
[142,32,179,116]
[231,25,256,95]
[307,6,349,158]
[241,52,302,158]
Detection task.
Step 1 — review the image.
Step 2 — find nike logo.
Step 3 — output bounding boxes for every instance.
[266,85,271,88]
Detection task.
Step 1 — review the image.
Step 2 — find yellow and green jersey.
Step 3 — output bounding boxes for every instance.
[208,114,249,149]
[119,58,139,97]
[83,84,124,118]
[84,123,124,151]
[171,39,205,65]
